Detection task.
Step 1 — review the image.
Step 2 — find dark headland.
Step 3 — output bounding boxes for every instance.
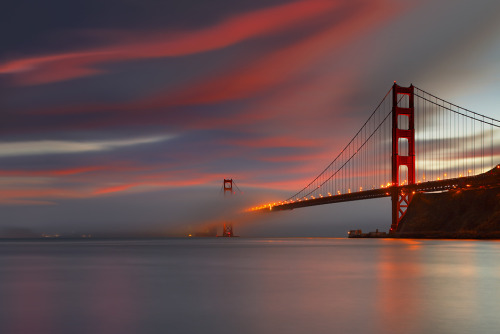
[392,171,500,239]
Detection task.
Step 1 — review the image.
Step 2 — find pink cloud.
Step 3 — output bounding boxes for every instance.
[0,0,342,85]
[0,188,85,203]
[19,0,409,137]
[224,136,324,149]
[139,0,410,108]
[92,173,232,196]
[0,156,324,203]
[0,199,58,206]
[0,166,104,177]
[0,164,153,178]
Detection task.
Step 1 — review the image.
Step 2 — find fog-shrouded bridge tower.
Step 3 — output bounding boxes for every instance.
[221,178,235,237]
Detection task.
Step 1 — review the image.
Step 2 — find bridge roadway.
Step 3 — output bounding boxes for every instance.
[262,165,500,212]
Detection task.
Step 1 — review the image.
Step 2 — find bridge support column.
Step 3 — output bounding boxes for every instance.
[222,223,233,237]
[222,179,235,237]
[391,83,415,232]
[391,189,414,232]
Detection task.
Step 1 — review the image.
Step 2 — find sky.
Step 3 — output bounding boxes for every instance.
[1,0,500,237]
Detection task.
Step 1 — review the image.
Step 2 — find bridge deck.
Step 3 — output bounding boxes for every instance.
[256,165,500,212]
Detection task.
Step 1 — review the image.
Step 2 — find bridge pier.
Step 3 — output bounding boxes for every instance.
[222,223,234,237]
[391,188,414,232]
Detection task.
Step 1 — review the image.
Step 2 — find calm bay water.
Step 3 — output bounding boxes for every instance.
[0,238,499,334]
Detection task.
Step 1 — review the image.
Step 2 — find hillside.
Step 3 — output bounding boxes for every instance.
[394,185,500,239]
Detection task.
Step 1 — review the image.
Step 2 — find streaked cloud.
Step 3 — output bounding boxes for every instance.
[0,0,343,85]
[0,135,174,157]
[1,0,499,236]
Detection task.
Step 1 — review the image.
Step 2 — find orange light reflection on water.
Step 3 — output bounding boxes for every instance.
[375,239,423,333]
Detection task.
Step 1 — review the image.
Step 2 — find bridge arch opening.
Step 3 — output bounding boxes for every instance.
[398,165,409,186]
[398,114,410,130]
[398,137,409,157]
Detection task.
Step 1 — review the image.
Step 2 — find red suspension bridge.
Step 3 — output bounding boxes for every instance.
[250,83,500,232]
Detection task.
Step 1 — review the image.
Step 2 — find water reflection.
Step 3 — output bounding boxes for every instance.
[375,239,423,334]
[84,255,140,334]
[0,239,499,334]
[418,241,493,334]
[2,253,55,334]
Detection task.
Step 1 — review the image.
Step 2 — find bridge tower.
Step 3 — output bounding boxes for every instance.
[222,178,235,237]
[391,83,415,232]
[223,179,233,196]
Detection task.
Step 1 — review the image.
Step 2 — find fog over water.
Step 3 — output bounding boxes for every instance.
[1,187,390,237]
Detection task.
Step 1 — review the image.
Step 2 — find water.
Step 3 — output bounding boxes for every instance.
[0,238,499,334]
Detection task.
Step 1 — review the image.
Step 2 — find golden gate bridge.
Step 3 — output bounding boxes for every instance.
[250,82,500,232]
